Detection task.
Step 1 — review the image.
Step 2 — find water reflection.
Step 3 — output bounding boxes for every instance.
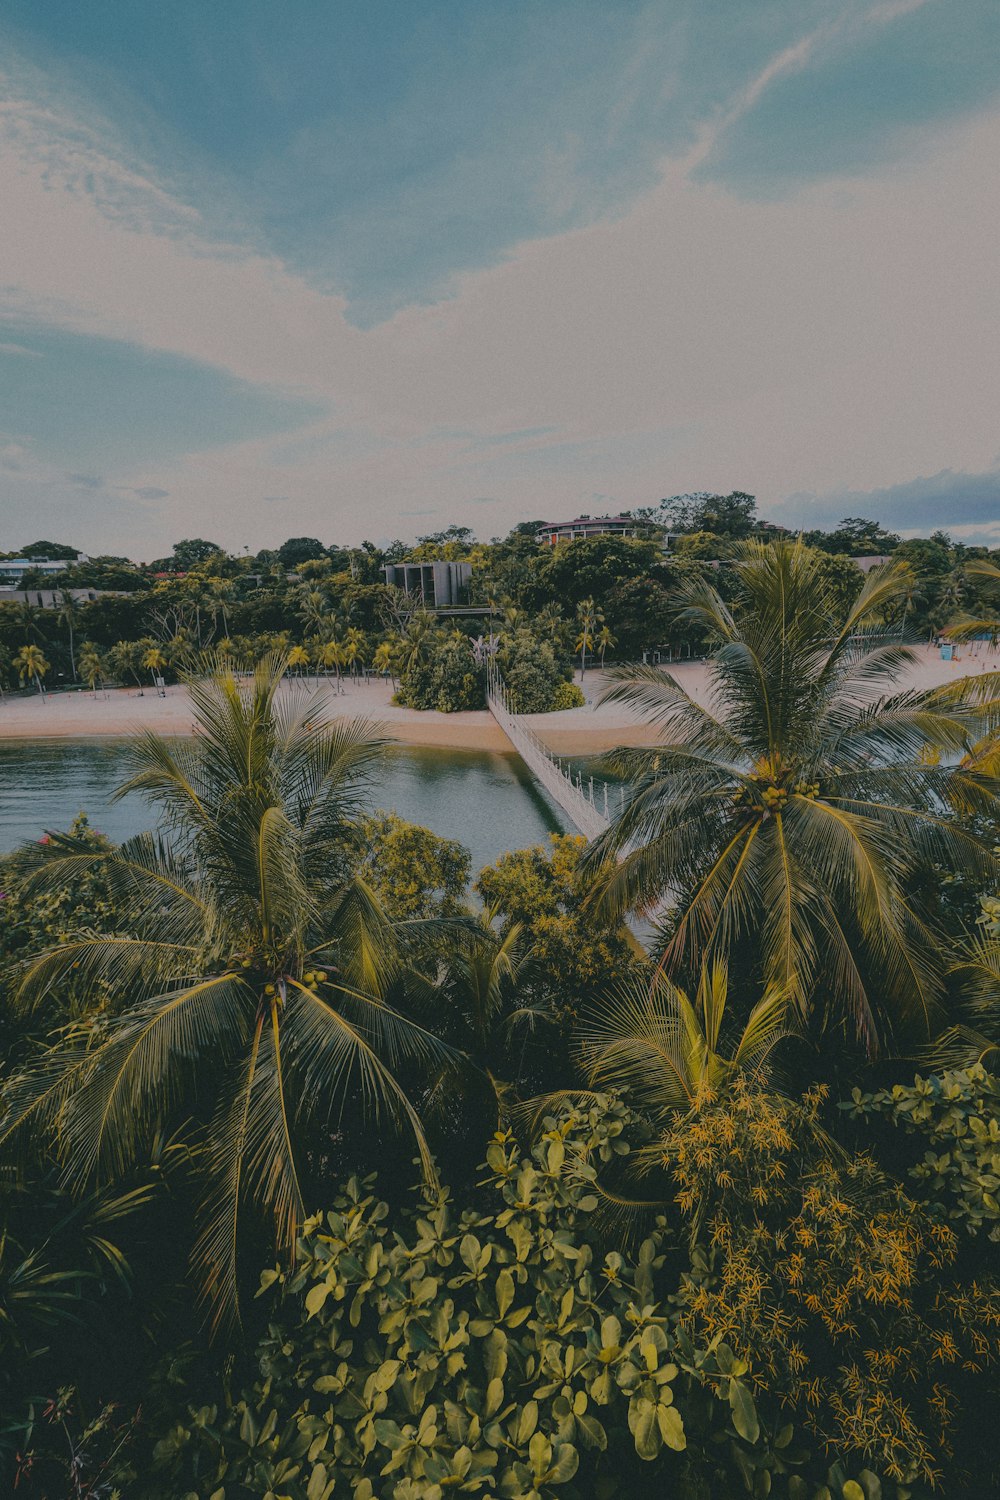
[0,739,569,875]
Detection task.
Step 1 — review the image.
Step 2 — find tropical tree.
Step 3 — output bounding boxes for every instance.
[57,591,80,682]
[397,610,437,676]
[345,625,367,679]
[77,642,104,697]
[106,639,147,694]
[371,640,394,683]
[591,540,1000,1055]
[318,637,347,691]
[597,622,617,668]
[141,645,167,689]
[946,557,1000,647]
[576,961,790,1131]
[286,643,310,678]
[575,597,602,681]
[0,659,451,1326]
[14,644,49,698]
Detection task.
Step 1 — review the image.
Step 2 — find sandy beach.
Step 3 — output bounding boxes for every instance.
[0,644,994,755]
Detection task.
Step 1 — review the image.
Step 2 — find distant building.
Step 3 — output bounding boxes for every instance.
[536,515,653,546]
[0,553,88,584]
[381,559,472,608]
[853,555,894,573]
[0,587,123,608]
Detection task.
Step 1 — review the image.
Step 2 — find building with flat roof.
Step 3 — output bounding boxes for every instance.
[381,559,472,608]
[536,515,652,546]
[0,554,88,584]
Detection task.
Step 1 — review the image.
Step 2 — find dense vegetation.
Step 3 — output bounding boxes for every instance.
[3,497,998,713]
[2,527,1000,1496]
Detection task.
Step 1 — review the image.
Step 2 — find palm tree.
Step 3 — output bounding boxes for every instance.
[428,913,541,1127]
[0,659,450,1327]
[142,646,167,690]
[597,623,617,668]
[286,643,310,679]
[77,642,104,697]
[318,638,348,692]
[14,644,49,699]
[296,587,328,639]
[345,627,367,680]
[576,961,790,1129]
[591,540,1000,1055]
[371,641,394,684]
[57,591,80,682]
[397,612,437,676]
[575,597,602,682]
[945,559,1000,648]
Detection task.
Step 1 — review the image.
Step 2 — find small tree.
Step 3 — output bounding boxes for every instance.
[575,596,603,681]
[13,644,49,699]
[77,642,104,697]
[141,646,166,690]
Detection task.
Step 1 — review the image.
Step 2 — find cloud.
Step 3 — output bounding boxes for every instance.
[131,485,169,499]
[467,496,500,504]
[0,21,998,555]
[66,472,104,488]
[770,467,1000,539]
[0,339,42,357]
[700,0,1000,192]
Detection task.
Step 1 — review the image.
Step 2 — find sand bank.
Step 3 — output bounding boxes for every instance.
[0,644,993,756]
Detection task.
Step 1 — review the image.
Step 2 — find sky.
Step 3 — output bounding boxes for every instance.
[1,0,998,559]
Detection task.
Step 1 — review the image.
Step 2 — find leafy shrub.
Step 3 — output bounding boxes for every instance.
[662,1081,1000,1493]
[143,1097,873,1500]
[495,630,568,714]
[475,834,640,1018]
[398,639,484,713]
[551,682,585,710]
[846,1065,1000,1241]
[357,814,471,919]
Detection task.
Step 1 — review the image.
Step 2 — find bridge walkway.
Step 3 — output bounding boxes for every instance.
[485,663,613,841]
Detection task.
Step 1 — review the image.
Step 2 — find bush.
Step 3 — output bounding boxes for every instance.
[475,834,641,1018]
[144,1097,873,1499]
[551,681,585,710]
[398,638,484,712]
[662,1080,1000,1493]
[357,813,470,918]
[846,1065,1000,1242]
[495,629,567,714]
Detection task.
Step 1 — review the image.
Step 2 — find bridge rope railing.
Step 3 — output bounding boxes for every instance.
[485,661,614,840]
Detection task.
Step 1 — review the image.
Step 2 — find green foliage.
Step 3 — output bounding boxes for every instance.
[495,630,569,714]
[0,661,451,1327]
[144,1096,870,1499]
[551,681,585,710]
[398,637,485,713]
[594,540,1000,1056]
[358,814,471,919]
[847,1065,1000,1241]
[661,1081,1000,1492]
[476,835,641,1020]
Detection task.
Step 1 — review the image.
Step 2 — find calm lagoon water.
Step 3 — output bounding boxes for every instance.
[0,739,570,875]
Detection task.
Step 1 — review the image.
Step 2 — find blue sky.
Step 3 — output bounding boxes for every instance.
[1,0,998,555]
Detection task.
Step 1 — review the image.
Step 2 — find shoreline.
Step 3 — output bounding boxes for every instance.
[0,645,993,756]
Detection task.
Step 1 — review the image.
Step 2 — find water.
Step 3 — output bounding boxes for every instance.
[0,739,570,876]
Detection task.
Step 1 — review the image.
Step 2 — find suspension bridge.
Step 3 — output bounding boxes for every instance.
[485,662,615,840]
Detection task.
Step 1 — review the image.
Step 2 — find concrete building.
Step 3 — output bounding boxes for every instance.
[0,587,123,608]
[536,515,651,546]
[381,559,472,608]
[0,554,88,584]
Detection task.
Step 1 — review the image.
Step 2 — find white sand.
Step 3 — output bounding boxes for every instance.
[0,644,993,755]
